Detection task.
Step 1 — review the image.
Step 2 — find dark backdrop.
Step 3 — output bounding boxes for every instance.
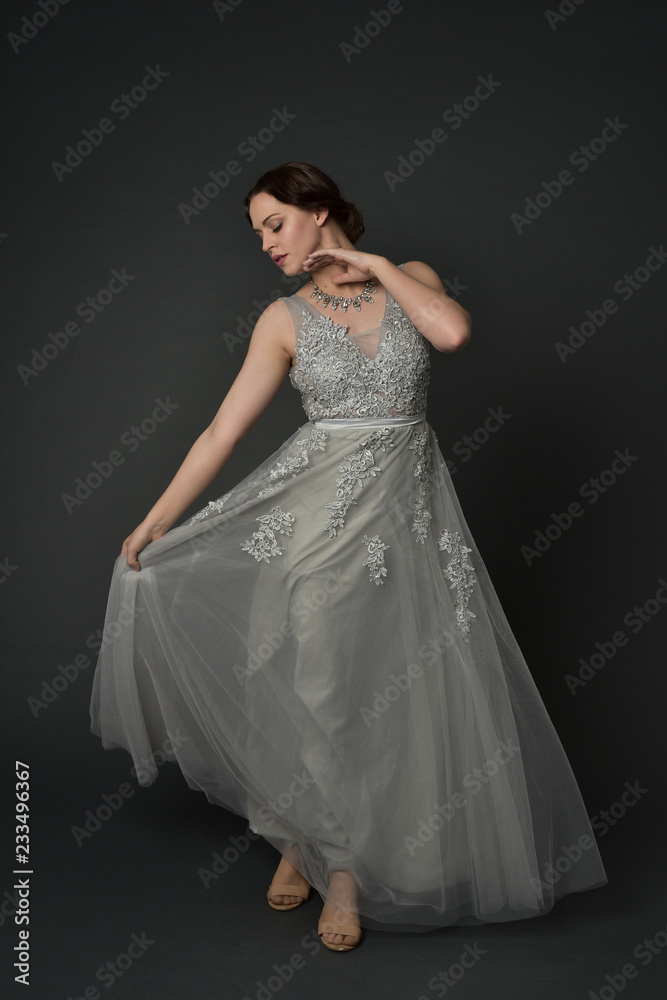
[2,1,665,998]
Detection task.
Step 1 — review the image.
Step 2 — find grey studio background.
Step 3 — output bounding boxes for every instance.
[1,1,666,998]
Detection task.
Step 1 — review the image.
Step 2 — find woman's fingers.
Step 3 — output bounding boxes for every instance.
[304,248,355,267]
[126,545,142,571]
[303,248,374,282]
[119,533,145,570]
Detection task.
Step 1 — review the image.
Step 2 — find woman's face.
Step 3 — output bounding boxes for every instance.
[248,192,325,276]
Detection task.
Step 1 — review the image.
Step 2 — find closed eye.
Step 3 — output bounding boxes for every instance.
[255,222,283,240]
[257,221,283,239]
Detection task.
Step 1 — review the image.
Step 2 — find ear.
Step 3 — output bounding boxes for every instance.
[313,205,330,228]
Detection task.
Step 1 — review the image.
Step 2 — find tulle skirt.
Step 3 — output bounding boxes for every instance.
[89,413,607,930]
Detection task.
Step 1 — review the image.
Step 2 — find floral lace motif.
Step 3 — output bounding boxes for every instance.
[188,492,234,526]
[438,528,477,641]
[241,506,295,564]
[361,534,389,586]
[324,428,395,537]
[257,424,329,497]
[189,426,329,527]
[409,429,433,543]
[288,298,430,421]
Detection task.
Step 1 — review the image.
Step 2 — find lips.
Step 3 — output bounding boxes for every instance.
[272,254,287,265]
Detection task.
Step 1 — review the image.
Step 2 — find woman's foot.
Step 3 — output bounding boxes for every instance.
[318,870,362,951]
[267,852,311,910]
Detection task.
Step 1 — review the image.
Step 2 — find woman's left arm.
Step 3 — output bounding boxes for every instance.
[303,250,471,352]
[373,257,471,352]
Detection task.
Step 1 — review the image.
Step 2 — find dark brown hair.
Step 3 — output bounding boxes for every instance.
[243,162,365,244]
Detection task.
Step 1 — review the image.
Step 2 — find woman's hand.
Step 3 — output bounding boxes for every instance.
[302,248,386,284]
[120,521,168,572]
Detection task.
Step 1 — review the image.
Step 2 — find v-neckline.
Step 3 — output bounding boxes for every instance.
[294,285,391,338]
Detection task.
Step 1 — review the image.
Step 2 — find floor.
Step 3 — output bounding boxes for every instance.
[6,742,665,1000]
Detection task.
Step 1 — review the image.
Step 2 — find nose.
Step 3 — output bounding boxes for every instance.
[261,231,275,254]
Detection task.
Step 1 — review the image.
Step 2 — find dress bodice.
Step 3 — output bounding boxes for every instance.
[281,265,431,421]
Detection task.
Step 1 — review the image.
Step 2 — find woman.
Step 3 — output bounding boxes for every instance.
[90,162,607,953]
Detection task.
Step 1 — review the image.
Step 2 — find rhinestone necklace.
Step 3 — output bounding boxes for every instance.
[309,275,378,312]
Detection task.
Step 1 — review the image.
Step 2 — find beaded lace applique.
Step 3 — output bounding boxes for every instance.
[189,426,328,529]
[362,534,389,586]
[257,424,329,498]
[241,506,295,564]
[188,492,234,525]
[324,428,395,537]
[238,425,330,562]
[438,529,477,641]
[409,428,433,543]
[288,299,430,421]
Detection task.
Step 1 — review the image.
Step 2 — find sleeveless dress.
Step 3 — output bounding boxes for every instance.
[89,265,608,930]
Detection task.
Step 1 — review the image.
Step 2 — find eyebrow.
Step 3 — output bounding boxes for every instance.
[252,213,281,234]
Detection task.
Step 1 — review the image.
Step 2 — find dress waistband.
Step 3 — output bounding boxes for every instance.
[311,412,426,429]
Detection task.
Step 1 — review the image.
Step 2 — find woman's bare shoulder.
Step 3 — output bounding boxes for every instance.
[253,296,294,331]
[251,297,296,365]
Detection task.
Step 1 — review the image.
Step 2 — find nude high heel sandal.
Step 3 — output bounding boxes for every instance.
[318,903,363,952]
[266,878,311,911]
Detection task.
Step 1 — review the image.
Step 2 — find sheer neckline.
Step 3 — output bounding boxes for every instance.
[292,285,390,337]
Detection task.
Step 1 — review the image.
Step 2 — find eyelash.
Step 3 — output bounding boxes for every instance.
[256,222,283,239]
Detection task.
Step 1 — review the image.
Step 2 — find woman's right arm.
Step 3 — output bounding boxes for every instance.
[121,299,293,571]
